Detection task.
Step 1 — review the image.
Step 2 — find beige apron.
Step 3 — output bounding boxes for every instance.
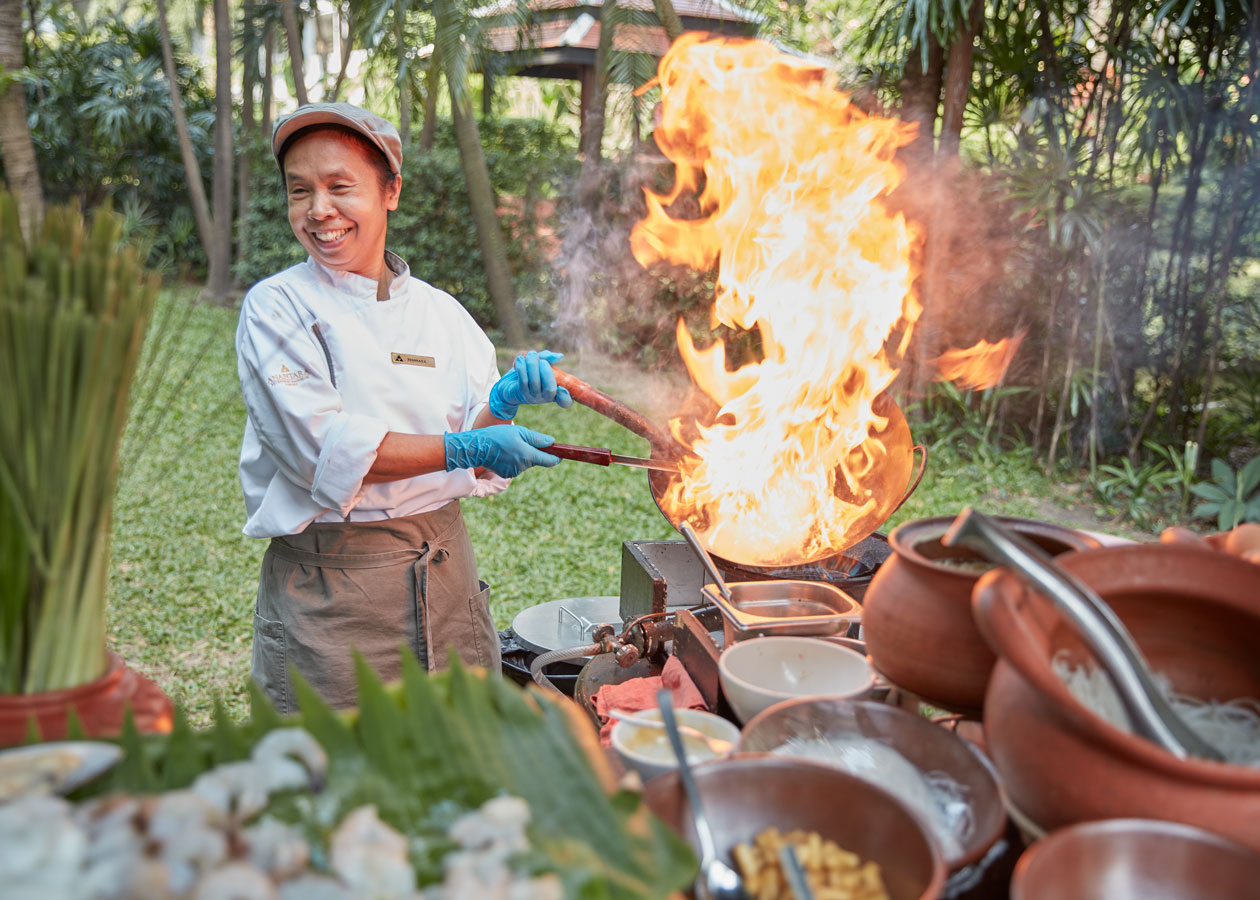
[251,501,499,713]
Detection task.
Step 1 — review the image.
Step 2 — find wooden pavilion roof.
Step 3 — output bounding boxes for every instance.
[470,0,762,80]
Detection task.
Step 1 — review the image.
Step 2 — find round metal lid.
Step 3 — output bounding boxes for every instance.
[510,595,622,656]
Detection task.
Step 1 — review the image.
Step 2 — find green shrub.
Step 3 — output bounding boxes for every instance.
[21,10,215,275]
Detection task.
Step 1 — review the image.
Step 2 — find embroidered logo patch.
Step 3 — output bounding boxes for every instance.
[392,352,435,368]
[267,364,311,386]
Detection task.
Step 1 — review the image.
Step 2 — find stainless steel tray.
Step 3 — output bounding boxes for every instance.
[702,580,861,637]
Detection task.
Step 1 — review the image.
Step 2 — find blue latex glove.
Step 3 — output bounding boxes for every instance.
[443,425,560,478]
[487,350,574,420]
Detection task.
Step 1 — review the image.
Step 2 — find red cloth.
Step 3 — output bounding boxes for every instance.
[592,655,707,747]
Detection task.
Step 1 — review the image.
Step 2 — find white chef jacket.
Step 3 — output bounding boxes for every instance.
[236,252,511,539]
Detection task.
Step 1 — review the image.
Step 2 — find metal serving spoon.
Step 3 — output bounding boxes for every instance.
[607,708,734,755]
[779,844,817,900]
[680,520,734,602]
[943,507,1224,762]
[658,690,750,900]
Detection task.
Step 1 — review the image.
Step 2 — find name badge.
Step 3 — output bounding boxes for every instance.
[392,352,435,368]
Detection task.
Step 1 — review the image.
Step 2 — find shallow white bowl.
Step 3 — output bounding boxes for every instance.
[610,707,739,782]
[718,636,875,724]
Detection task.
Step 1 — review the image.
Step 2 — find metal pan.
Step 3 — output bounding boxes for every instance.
[551,368,924,569]
[647,394,925,568]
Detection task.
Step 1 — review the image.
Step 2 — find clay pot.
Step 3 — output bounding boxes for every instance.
[1010,818,1260,900]
[0,652,174,747]
[862,516,1099,711]
[973,544,1260,853]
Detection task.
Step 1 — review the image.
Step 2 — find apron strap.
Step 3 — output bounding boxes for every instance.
[268,539,449,569]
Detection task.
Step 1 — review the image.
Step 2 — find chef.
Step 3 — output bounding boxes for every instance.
[236,102,571,713]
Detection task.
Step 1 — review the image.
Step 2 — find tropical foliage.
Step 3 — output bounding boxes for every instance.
[80,657,696,896]
[20,7,215,272]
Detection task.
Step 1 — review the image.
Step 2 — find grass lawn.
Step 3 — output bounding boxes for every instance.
[108,290,1141,726]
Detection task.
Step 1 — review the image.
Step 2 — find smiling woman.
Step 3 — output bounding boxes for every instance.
[279,124,400,286]
[234,102,575,714]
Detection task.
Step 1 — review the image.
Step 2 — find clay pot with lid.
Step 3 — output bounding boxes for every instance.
[973,544,1260,853]
[861,516,1099,711]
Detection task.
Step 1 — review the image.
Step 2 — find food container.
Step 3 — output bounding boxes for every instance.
[643,755,946,900]
[1010,818,1260,899]
[738,697,1008,870]
[608,707,739,782]
[718,636,875,724]
[973,543,1260,852]
[861,516,1099,711]
[703,579,862,642]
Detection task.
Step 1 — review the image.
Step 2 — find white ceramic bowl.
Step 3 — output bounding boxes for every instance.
[718,636,875,724]
[609,707,740,782]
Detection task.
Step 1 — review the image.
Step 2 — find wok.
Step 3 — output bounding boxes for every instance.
[552,368,925,569]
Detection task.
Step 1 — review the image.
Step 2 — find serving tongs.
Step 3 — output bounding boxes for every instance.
[943,507,1225,762]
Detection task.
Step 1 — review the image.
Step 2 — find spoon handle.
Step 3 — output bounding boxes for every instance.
[779,844,816,900]
[680,521,733,601]
[944,508,1223,761]
[608,709,731,753]
[658,690,720,862]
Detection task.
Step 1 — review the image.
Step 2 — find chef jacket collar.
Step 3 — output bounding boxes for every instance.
[305,250,411,303]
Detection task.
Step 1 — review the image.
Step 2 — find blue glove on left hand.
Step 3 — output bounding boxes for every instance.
[443,425,560,478]
[487,350,574,420]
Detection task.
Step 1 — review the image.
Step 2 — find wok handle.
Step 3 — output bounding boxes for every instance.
[891,444,928,515]
[551,367,676,454]
[548,443,613,466]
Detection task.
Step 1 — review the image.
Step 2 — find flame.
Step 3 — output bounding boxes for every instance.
[632,34,922,566]
[933,330,1026,391]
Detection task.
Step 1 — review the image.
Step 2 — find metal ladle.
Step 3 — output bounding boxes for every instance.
[679,520,733,602]
[658,689,750,900]
[943,507,1224,762]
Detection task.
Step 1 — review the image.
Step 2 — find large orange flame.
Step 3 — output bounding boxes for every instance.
[933,331,1027,391]
[632,34,922,566]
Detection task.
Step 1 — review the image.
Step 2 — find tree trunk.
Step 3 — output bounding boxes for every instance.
[449,79,527,345]
[0,0,43,242]
[419,44,442,150]
[396,10,411,143]
[209,0,233,301]
[281,0,309,107]
[1088,239,1108,477]
[899,34,944,159]
[330,5,353,102]
[938,0,985,157]
[1046,295,1083,475]
[651,0,683,43]
[262,22,275,134]
[578,0,615,207]
[239,1,257,265]
[156,0,215,268]
[1031,262,1062,451]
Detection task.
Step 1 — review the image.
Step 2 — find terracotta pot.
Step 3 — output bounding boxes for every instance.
[0,652,174,747]
[1010,818,1260,900]
[973,544,1260,853]
[862,516,1099,711]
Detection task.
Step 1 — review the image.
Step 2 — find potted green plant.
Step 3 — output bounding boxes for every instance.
[0,193,172,744]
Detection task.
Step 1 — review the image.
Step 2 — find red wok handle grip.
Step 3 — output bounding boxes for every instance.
[548,443,613,466]
[551,367,676,454]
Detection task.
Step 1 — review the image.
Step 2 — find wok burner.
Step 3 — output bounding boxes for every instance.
[712,533,892,594]
[618,533,892,621]
[612,534,892,710]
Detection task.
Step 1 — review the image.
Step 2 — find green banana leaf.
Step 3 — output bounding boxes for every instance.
[78,657,696,898]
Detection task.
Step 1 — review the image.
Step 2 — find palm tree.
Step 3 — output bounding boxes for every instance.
[0,0,43,240]
[155,0,214,278]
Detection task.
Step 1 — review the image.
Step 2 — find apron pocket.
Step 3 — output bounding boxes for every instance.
[466,581,499,671]
[252,612,291,715]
